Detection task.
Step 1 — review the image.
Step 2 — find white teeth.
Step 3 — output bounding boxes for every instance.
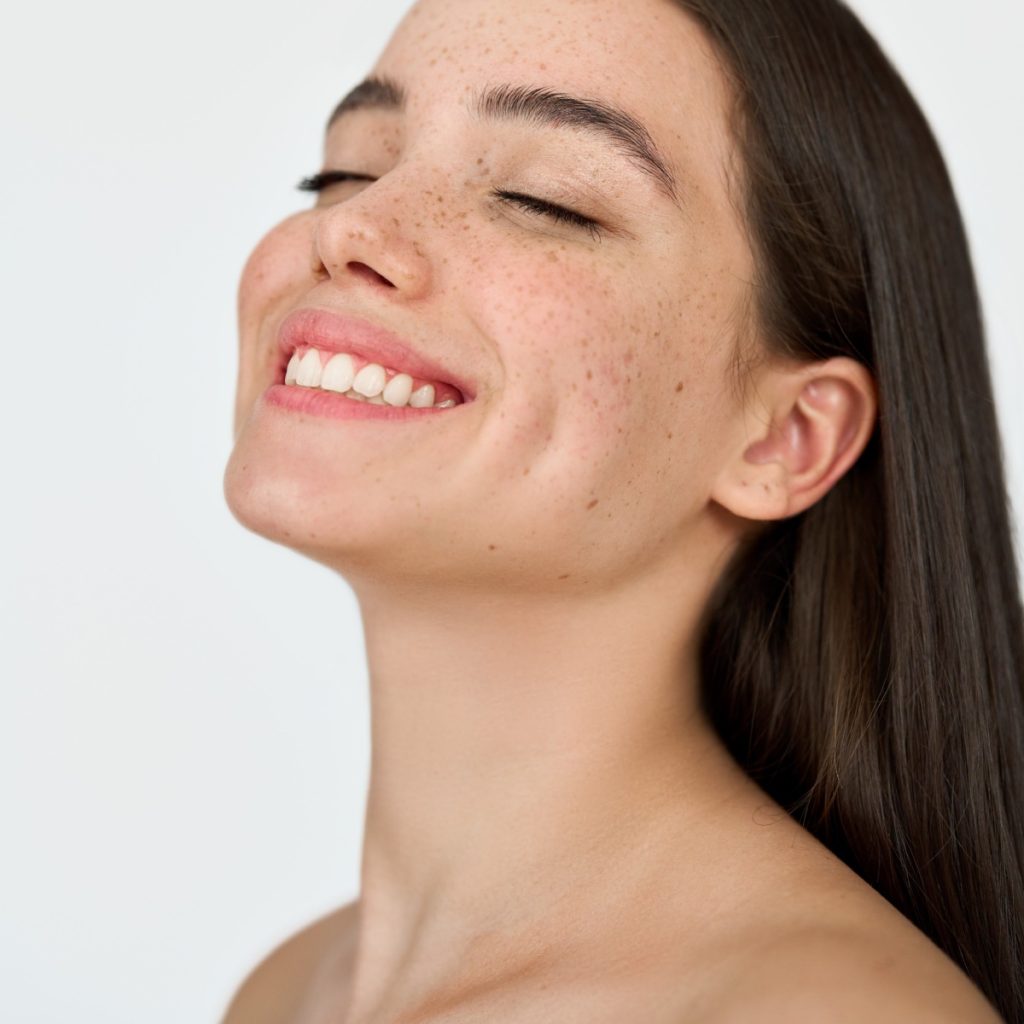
[296,349,322,388]
[408,384,435,408]
[321,352,356,393]
[382,373,414,407]
[285,349,461,409]
[352,362,387,397]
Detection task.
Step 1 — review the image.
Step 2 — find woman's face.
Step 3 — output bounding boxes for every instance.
[225,0,757,590]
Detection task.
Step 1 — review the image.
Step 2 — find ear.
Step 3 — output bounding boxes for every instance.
[710,357,878,521]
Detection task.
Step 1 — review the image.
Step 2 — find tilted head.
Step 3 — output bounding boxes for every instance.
[224,0,876,593]
[224,1,1023,1017]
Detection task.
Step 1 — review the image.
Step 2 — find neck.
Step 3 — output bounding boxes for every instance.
[342,545,753,1019]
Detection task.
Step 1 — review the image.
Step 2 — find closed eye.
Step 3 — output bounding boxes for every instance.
[297,171,603,240]
[297,170,374,190]
[491,190,602,239]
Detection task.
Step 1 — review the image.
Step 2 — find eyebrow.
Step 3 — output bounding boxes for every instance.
[327,75,405,123]
[326,75,680,204]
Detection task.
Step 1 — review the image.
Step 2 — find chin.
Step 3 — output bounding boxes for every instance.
[221,435,438,582]
[224,435,352,547]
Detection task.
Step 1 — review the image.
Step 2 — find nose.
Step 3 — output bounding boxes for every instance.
[311,178,433,300]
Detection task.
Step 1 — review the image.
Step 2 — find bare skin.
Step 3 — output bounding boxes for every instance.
[223,858,1000,1024]
[221,0,1003,1019]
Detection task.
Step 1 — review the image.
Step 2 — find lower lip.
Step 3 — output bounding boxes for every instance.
[261,383,461,421]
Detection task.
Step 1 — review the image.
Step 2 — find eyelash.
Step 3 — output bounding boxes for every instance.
[296,170,602,239]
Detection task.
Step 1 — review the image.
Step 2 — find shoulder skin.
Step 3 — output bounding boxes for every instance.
[219,902,357,1024]
[701,924,1003,1024]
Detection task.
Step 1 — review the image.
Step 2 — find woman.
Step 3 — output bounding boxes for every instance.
[221,0,1023,1019]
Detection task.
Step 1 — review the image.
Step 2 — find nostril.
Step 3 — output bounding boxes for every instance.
[347,261,396,289]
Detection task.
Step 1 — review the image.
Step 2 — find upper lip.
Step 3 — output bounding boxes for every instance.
[275,307,476,401]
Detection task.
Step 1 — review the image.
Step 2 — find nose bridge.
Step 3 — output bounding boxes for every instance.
[313,160,452,297]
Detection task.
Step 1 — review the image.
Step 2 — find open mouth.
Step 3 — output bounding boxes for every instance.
[272,308,476,415]
[280,346,467,409]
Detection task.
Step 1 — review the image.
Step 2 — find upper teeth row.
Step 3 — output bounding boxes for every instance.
[285,349,454,408]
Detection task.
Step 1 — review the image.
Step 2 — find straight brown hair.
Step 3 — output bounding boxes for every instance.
[680,2,1024,1019]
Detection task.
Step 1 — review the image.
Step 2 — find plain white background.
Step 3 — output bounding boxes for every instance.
[1,1,1020,1021]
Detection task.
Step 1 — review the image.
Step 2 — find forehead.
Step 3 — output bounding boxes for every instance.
[370,0,737,195]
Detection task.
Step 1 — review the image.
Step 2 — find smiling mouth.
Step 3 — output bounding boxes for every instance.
[282,346,467,409]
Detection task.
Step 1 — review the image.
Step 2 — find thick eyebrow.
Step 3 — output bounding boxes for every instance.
[326,75,680,206]
[470,83,679,204]
[327,75,406,125]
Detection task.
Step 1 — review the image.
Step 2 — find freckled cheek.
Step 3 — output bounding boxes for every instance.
[237,215,313,340]
[474,251,617,353]
[570,324,665,425]
[541,309,626,414]
[565,376,649,468]
[526,267,650,394]
[564,325,704,471]
[461,242,680,452]
[234,215,314,392]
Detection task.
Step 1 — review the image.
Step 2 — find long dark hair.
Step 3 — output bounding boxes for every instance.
[682,1,1024,1019]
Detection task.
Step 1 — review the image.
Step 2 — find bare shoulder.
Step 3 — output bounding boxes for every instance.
[681,806,1005,1023]
[701,916,1003,1024]
[219,900,359,1024]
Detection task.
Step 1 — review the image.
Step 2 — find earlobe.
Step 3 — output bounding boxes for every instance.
[710,360,877,523]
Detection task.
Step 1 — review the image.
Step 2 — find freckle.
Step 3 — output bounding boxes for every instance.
[586,499,599,510]
[624,349,634,365]
[488,544,497,550]
[763,484,769,492]
[522,467,530,475]
[586,370,593,380]
[558,573,570,580]
[675,381,684,392]
[666,432,673,439]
